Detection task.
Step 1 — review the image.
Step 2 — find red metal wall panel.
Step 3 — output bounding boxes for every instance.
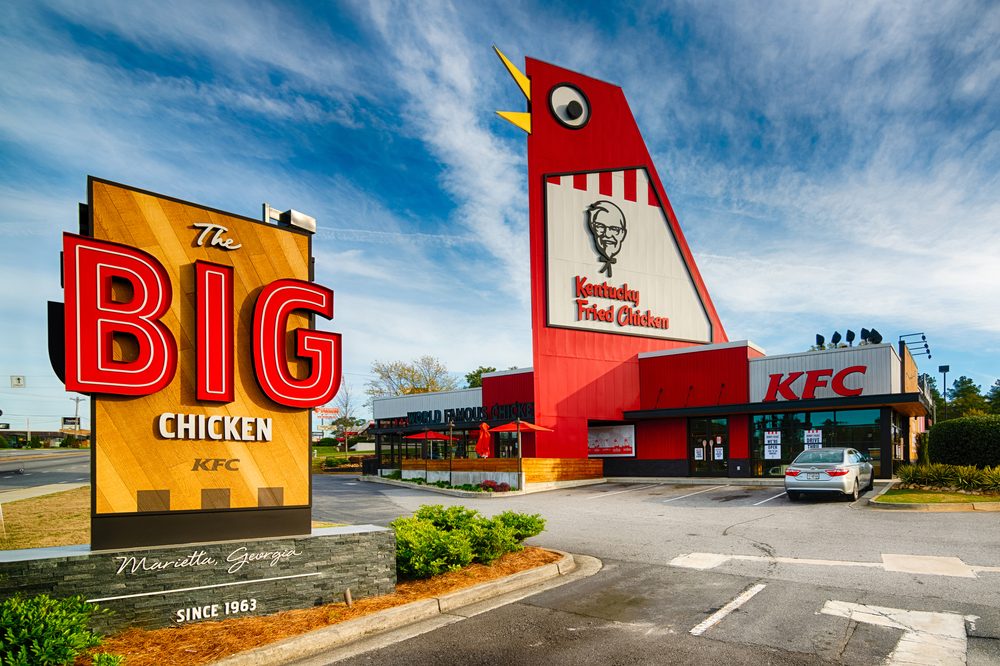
[639,347,752,410]
[524,58,729,459]
[729,414,749,459]
[636,418,687,460]
[482,370,534,407]
[482,371,536,458]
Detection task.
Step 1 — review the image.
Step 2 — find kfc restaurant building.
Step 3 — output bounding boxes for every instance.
[371,54,933,483]
[372,341,932,481]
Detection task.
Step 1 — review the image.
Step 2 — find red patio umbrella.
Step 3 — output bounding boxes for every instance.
[489,419,553,459]
[474,422,491,458]
[403,431,457,440]
[404,431,456,459]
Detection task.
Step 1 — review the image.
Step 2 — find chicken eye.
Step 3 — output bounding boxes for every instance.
[548,83,590,129]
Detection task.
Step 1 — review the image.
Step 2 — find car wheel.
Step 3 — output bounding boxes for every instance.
[864,473,874,492]
[786,490,798,502]
[846,480,859,502]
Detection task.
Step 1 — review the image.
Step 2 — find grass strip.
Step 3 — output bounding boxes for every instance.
[0,486,90,550]
[878,488,1000,504]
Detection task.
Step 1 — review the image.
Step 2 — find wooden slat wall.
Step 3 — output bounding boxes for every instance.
[92,181,311,514]
[396,458,602,483]
[523,458,603,483]
[902,345,919,393]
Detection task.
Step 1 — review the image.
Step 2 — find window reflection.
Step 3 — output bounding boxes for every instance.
[751,409,883,476]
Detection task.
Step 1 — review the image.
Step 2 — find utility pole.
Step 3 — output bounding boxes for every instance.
[70,396,86,447]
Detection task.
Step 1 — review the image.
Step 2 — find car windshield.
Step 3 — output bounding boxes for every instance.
[793,450,844,464]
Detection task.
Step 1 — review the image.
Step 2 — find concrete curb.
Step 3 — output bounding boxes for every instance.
[869,499,1000,512]
[209,550,577,666]
[868,481,1000,511]
[359,474,609,497]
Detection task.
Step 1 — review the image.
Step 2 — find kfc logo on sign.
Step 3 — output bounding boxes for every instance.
[62,233,341,408]
[587,200,627,277]
[763,366,867,402]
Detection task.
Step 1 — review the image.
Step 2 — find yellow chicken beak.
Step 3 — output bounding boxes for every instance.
[494,46,531,134]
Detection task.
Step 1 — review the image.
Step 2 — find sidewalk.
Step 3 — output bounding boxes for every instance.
[209,550,601,666]
[0,483,89,504]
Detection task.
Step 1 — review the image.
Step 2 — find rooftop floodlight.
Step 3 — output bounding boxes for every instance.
[262,203,316,234]
[861,328,870,341]
[869,329,883,344]
[831,331,842,345]
[846,330,856,345]
[816,334,825,347]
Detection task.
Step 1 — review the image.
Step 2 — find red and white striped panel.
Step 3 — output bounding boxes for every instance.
[543,168,712,343]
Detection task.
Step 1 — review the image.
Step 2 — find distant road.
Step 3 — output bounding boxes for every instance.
[0,452,90,490]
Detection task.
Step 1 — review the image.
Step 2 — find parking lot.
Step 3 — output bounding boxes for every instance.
[577,481,828,508]
[306,476,1000,665]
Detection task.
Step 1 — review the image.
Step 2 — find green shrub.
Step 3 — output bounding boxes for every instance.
[897,463,1000,492]
[319,437,339,447]
[981,467,1000,492]
[0,435,7,449]
[385,470,402,480]
[928,415,1000,468]
[466,518,522,565]
[0,594,121,666]
[390,516,474,578]
[494,510,546,541]
[916,432,930,465]
[393,505,547,578]
[413,505,481,532]
[323,457,347,467]
[952,465,984,490]
[896,464,918,485]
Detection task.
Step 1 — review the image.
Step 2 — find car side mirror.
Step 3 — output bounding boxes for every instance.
[861,455,872,462]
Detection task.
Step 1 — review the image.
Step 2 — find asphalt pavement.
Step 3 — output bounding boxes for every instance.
[301,476,1000,665]
[0,451,89,490]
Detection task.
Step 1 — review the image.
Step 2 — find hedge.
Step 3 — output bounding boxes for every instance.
[391,505,546,579]
[928,415,1000,468]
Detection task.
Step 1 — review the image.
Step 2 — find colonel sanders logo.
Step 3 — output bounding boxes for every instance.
[586,200,627,277]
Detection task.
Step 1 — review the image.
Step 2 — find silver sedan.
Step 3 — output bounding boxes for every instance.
[784,447,874,502]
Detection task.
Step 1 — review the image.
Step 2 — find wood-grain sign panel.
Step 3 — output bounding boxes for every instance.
[60,178,341,549]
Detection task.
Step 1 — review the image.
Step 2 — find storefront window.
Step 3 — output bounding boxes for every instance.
[752,409,881,476]
[498,432,519,458]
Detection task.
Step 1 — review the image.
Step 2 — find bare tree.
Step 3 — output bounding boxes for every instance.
[365,355,459,405]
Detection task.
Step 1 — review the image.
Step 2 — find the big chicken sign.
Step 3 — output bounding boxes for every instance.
[53,178,341,549]
[494,49,728,458]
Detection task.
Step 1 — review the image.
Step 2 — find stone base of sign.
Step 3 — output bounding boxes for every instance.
[0,526,395,634]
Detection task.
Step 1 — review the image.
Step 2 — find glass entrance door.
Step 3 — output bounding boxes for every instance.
[690,417,729,476]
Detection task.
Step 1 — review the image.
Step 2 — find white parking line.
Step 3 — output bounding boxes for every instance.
[753,492,786,506]
[585,483,659,500]
[690,584,766,635]
[663,486,725,503]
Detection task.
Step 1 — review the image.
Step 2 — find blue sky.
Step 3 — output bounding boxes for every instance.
[2,0,999,431]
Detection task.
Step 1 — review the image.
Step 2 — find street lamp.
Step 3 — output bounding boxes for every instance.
[939,365,950,420]
[900,333,931,359]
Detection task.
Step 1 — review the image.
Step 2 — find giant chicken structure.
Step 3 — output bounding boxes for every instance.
[495,49,728,458]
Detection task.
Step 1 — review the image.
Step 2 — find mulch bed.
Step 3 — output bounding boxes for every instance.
[82,547,560,666]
